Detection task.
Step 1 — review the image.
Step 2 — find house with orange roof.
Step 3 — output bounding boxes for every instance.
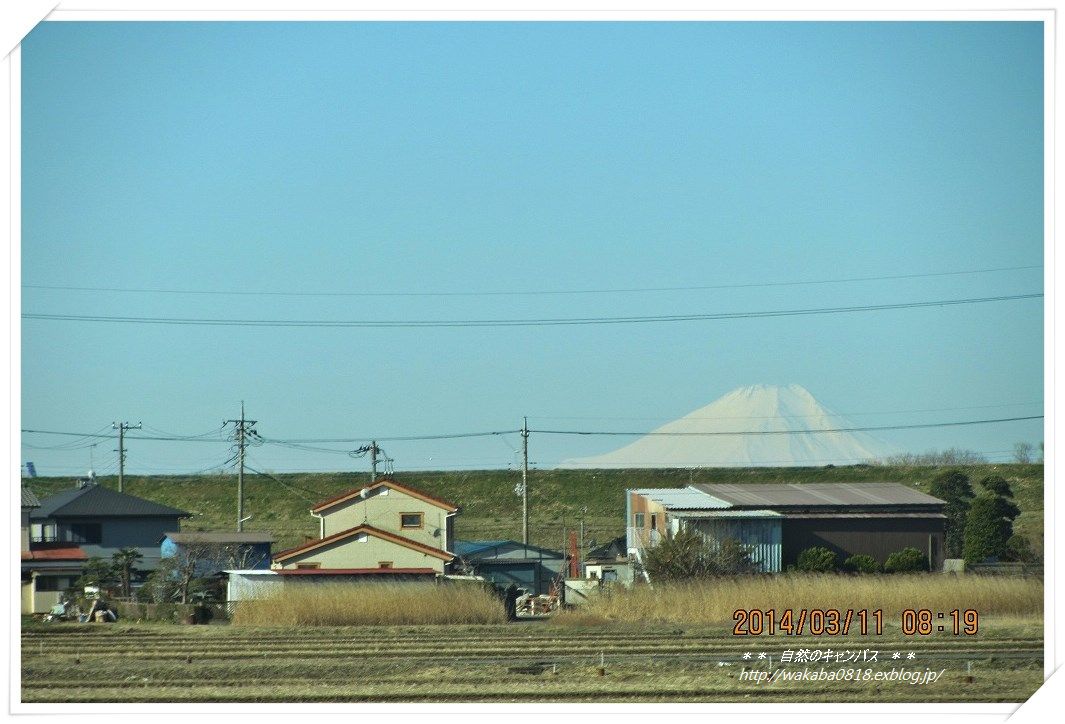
[270,478,459,575]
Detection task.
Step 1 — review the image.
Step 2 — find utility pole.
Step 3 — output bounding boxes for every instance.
[579,506,587,576]
[370,441,378,482]
[522,417,529,545]
[225,402,258,532]
[112,421,141,493]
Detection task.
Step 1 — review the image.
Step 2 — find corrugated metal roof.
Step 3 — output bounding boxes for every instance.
[164,531,275,544]
[690,482,945,507]
[31,485,190,519]
[21,487,40,508]
[631,487,731,509]
[671,509,783,519]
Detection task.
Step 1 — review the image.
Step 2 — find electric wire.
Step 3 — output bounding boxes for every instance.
[20,292,1044,328]
[21,263,1042,298]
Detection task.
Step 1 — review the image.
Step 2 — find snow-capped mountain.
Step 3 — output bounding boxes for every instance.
[560,384,893,468]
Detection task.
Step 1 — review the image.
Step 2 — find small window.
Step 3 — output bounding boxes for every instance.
[650,514,657,531]
[378,561,393,569]
[400,512,424,529]
[35,576,72,592]
[295,562,320,570]
[633,513,645,528]
[68,523,102,544]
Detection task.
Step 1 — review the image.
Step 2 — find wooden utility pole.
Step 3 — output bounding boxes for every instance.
[112,421,141,493]
[370,441,378,482]
[522,417,529,545]
[225,402,257,532]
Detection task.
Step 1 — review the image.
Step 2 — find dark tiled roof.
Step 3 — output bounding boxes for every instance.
[587,535,627,561]
[164,531,275,545]
[21,487,41,508]
[31,484,189,519]
[690,482,945,508]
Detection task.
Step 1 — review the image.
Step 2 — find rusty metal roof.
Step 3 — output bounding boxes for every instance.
[690,482,945,507]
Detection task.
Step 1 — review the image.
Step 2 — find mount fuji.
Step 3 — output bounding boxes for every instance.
[560,384,894,468]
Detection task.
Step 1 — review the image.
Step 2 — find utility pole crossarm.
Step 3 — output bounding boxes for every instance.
[112,421,142,493]
[224,402,258,532]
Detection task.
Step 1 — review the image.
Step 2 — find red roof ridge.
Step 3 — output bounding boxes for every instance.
[309,478,459,514]
[272,523,454,563]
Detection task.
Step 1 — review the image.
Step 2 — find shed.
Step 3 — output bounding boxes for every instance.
[628,483,947,573]
[454,540,566,595]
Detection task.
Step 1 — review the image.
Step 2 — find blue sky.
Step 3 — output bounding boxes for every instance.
[20,21,1044,475]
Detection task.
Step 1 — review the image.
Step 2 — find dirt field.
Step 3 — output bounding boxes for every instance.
[20,618,1043,703]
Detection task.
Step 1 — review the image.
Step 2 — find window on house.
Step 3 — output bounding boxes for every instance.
[400,513,423,529]
[633,513,645,528]
[35,576,74,592]
[67,523,102,544]
[650,514,657,531]
[295,562,320,570]
[378,561,393,569]
[31,522,56,543]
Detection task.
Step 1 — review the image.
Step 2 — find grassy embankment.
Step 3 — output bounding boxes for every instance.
[24,463,1045,551]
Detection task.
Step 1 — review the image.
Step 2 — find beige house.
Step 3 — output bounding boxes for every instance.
[271,479,459,574]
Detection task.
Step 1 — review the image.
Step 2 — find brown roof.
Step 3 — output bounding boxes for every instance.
[690,482,945,508]
[275,568,437,576]
[272,523,455,563]
[22,544,88,561]
[310,478,459,514]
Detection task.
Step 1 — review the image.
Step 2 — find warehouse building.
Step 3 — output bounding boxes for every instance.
[627,483,947,573]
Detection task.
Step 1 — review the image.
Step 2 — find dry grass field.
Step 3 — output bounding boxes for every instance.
[232,582,507,626]
[554,575,1043,626]
[20,617,1042,703]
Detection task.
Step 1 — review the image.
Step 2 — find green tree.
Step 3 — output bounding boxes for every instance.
[842,554,881,574]
[928,469,974,558]
[76,557,118,594]
[979,475,1013,498]
[111,547,143,599]
[884,547,928,573]
[796,547,838,572]
[963,487,1021,564]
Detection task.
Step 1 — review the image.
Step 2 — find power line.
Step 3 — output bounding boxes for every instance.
[19,292,1044,328]
[21,263,1042,298]
[530,415,1043,436]
[527,401,1044,422]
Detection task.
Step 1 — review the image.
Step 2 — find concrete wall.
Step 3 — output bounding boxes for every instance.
[319,487,453,552]
[275,531,447,573]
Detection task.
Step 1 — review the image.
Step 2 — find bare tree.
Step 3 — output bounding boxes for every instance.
[1013,442,1034,464]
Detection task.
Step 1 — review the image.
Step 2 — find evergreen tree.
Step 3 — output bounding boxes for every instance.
[929,469,975,558]
[962,494,1015,563]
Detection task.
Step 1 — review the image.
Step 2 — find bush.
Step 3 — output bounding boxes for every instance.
[1005,534,1037,564]
[641,530,755,581]
[796,547,838,573]
[842,554,881,574]
[884,547,928,573]
[963,493,1016,564]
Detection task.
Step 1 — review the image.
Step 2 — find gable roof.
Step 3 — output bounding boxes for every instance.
[31,484,190,520]
[453,539,565,560]
[586,535,627,561]
[163,531,275,545]
[273,523,455,563]
[689,482,945,508]
[310,478,459,514]
[21,487,41,508]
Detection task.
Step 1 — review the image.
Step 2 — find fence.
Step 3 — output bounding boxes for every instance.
[114,601,230,624]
